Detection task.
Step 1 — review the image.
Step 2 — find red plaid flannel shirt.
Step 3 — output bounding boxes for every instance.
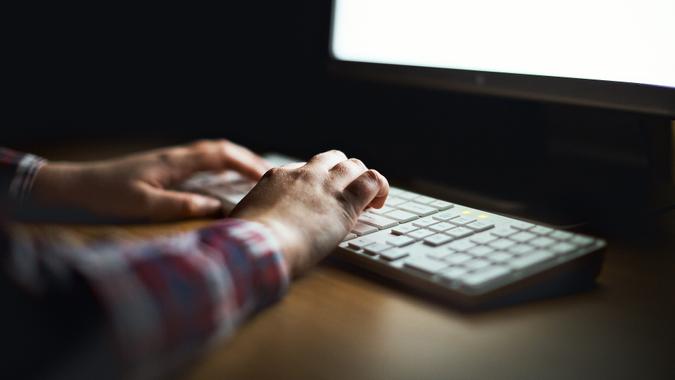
[0,148,289,377]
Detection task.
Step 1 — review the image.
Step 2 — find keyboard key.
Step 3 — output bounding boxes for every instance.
[378,248,409,261]
[467,245,494,257]
[363,243,392,256]
[487,251,513,263]
[450,216,475,225]
[413,217,438,227]
[489,239,516,250]
[510,231,536,243]
[429,200,453,210]
[398,202,437,216]
[470,232,497,244]
[348,237,376,249]
[439,267,468,283]
[531,226,553,235]
[404,256,448,274]
[464,259,491,271]
[550,230,573,240]
[386,235,416,247]
[491,226,517,238]
[413,195,436,204]
[427,249,452,261]
[343,233,357,241]
[463,266,510,288]
[424,234,453,246]
[433,211,461,221]
[358,213,398,229]
[351,222,378,236]
[395,190,418,200]
[549,242,578,255]
[408,228,436,240]
[385,210,419,223]
[511,220,535,230]
[508,244,535,256]
[465,220,494,231]
[429,222,455,232]
[385,197,407,207]
[444,253,472,265]
[530,237,555,248]
[509,250,554,270]
[446,227,473,239]
[570,235,594,246]
[447,239,477,252]
[391,224,418,235]
[369,205,397,215]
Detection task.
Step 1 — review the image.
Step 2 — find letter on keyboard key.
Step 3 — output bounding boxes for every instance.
[351,222,378,236]
[509,250,554,270]
[385,210,418,223]
[398,202,437,216]
[358,213,398,229]
[404,256,448,274]
[463,266,511,289]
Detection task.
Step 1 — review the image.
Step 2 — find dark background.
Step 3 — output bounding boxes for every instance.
[6,1,673,222]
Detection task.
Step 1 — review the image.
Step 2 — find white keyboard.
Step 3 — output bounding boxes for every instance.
[181,154,606,307]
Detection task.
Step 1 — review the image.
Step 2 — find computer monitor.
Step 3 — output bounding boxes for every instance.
[328,0,674,220]
[330,0,675,116]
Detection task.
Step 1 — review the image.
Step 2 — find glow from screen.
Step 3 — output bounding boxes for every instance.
[332,0,675,88]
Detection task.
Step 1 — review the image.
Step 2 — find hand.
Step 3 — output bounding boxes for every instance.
[230,150,389,277]
[32,140,271,221]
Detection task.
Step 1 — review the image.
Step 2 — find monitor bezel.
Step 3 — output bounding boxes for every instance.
[328,1,675,117]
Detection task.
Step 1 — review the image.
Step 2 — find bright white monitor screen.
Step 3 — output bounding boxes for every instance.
[332,0,675,89]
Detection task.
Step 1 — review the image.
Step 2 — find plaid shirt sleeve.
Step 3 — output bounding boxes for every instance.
[5,219,290,378]
[0,148,47,203]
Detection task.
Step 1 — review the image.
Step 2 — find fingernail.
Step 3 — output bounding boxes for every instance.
[193,196,221,210]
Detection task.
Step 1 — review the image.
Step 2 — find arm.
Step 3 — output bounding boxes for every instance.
[2,144,389,378]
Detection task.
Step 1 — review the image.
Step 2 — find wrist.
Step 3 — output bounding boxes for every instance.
[32,162,88,208]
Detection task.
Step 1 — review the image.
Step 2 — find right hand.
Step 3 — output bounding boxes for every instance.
[230,150,389,277]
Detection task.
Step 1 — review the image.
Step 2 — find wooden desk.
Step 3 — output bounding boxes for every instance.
[19,212,673,380]
[21,142,675,379]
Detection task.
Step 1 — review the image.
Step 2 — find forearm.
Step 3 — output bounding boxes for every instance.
[2,219,290,377]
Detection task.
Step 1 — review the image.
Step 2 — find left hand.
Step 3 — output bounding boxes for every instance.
[31,139,271,221]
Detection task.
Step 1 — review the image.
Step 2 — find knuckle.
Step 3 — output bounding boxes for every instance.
[349,158,366,168]
[262,167,282,179]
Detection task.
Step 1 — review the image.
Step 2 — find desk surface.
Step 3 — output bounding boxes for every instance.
[23,142,675,380]
[20,210,673,380]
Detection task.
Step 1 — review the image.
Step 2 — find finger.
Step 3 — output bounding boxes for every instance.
[219,141,272,180]
[328,158,368,189]
[280,161,306,170]
[342,169,390,216]
[303,150,348,172]
[367,170,390,208]
[138,184,222,221]
[161,140,270,181]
